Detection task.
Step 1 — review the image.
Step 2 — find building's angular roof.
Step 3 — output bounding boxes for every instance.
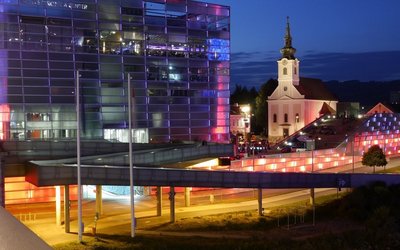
[294,77,338,101]
[319,102,336,115]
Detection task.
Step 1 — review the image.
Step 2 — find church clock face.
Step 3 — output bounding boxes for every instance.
[282,59,288,65]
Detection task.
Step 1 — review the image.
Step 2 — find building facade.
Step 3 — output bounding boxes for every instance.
[229,103,250,138]
[0,0,230,143]
[267,18,337,142]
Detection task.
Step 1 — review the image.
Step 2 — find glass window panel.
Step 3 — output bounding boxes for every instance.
[23,69,48,77]
[51,96,75,103]
[74,20,97,29]
[47,17,72,26]
[48,26,72,36]
[22,60,48,69]
[50,70,75,78]
[49,53,73,61]
[73,11,97,20]
[121,0,143,8]
[25,96,49,103]
[50,87,74,95]
[8,96,23,103]
[24,78,48,86]
[8,87,22,95]
[50,79,73,87]
[8,78,22,86]
[170,120,189,127]
[99,12,120,21]
[8,69,21,77]
[24,87,49,95]
[21,42,47,51]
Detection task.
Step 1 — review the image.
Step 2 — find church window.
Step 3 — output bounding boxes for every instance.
[294,67,297,75]
[284,86,287,91]
[284,113,288,123]
[283,67,287,75]
[273,114,277,123]
[295,113,299,122]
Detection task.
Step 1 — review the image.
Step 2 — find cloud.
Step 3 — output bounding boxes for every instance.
[230,50,400,90]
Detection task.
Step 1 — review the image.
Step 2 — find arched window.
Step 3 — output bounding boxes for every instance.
[273,114,277,123]
[295,113,299,123]
[283,67,287,75]
[284,113,288,123]
[294,67,297,75]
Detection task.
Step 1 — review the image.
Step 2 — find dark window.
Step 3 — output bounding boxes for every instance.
[284,113,288,123]
[273,114,277,123]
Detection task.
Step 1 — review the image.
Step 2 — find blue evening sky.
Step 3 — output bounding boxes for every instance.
[210,0,400,90]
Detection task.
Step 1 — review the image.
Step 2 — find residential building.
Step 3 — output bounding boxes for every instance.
[230,103,250,137]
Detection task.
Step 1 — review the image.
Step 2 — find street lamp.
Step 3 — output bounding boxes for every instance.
[240,105,251,152]
[76,70,83,243]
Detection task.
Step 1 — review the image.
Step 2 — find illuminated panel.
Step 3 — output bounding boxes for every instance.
[207,39,230,61]
[5,177,78,204]
[0,104,10,140]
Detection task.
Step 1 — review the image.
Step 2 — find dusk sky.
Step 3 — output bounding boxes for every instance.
[210,0,400,90]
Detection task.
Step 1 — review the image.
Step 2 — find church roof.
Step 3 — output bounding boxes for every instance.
[294,77,338,101]
[319,102,336,115]
[230,105,241,115]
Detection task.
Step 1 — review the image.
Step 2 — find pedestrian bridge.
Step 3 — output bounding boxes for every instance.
[26,162,400,189]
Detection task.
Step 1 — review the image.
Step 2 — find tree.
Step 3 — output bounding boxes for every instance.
[362,145,388,173]
[255,79,278,136]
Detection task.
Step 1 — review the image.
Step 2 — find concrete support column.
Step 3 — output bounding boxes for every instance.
[157,186,162,216]
[309,188,315,206]
[0,157,5,207]
[64,185,70,233]
[169,186,175,223]
[257,188,263,216]
[55,186,61,226]
[95,185,103,217]
[184,187,191,207]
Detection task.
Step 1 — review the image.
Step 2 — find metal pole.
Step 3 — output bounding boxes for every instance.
[76,70,83,242]
[352,137,355,173]
[128,73,135,237]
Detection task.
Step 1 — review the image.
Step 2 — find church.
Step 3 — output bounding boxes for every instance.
[267,18,338,142]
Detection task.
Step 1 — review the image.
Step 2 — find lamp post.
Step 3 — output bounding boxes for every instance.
[76,70,82,242]
[128,73,135,238]
[241,105,251,155]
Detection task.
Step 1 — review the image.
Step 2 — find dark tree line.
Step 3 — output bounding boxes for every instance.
[230,79,278,136]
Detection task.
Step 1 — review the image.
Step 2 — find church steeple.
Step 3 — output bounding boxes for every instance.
[280,16,296,59]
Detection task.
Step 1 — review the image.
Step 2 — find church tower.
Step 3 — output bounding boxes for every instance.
[276,17,302,99]
[267,17,337,142]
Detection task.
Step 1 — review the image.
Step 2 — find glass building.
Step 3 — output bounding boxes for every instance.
[0,0,230,143]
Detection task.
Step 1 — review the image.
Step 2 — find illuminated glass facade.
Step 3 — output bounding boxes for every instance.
[0,0,230,143]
